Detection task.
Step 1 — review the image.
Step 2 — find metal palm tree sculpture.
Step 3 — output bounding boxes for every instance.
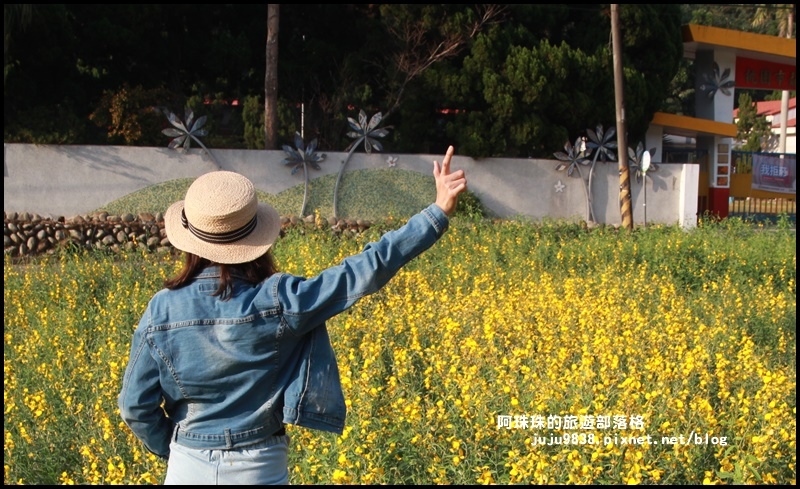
[627,141,658,185]
[554,137,592,223]
[699,61,735,100]
[585,123,617,223]
[162,107,222,170]
[332,109,391,220]
[282,132,326,217]
[628,141,658,227]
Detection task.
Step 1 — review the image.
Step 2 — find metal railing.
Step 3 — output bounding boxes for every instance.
[729,151,796,225]
[728,197,796,224]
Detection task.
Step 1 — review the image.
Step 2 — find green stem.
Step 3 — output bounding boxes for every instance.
[301,163,309,217]
[575,165,592,224]
[332,143,360,220]
[586,155,598,223]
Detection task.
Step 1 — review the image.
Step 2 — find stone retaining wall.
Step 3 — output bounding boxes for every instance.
[3,211,374,259]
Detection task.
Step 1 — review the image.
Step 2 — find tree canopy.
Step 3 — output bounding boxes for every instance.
[735,92,773,152]
[5,4,688,158]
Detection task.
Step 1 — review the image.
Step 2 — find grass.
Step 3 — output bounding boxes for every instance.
[93,168,468,221]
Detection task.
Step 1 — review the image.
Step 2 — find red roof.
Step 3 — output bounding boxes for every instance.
[753,97,797,116]
[733,97,796,128]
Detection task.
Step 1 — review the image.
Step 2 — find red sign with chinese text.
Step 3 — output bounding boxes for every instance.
[736,57,796,91]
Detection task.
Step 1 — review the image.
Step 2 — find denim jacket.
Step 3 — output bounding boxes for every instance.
[118,204,449,459]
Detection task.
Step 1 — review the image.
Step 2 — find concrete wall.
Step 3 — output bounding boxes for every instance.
[3,143,697,228]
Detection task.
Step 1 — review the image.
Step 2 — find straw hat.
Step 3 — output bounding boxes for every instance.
[165,171,281,264]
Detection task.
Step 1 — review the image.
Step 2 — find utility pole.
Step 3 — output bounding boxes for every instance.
[778,10,793,154]
[611,4,633,230]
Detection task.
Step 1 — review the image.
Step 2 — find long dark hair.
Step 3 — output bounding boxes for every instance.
[164,251,279,300]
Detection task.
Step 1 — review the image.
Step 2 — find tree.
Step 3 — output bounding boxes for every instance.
[89,84,179,146]
[3,4,86,143]
[750,4,796,36]
[735,92,772,152]
[4,5,266,145]
[426,4,683,158]
[316,5,504,219]
[610,4,629,231]
[752,4,795,154]
[4,4,32,65]
[265,4,280,149]
[273,4,505,154]
[4,5,684,157]
[376,4,507,121]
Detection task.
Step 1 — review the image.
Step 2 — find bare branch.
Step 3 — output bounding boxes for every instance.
[383,5,509,118]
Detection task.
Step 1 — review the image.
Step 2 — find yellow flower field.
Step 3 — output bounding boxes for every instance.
[4,217,796,485]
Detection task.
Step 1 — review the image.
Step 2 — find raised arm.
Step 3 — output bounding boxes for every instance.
[278,145,468,335]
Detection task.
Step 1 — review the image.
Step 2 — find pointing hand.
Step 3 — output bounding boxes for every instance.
[433,145,467,217]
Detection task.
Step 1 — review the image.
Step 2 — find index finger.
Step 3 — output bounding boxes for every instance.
[442,145,454,174]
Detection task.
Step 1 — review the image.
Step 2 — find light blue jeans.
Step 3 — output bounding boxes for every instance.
[164,435,290,485]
